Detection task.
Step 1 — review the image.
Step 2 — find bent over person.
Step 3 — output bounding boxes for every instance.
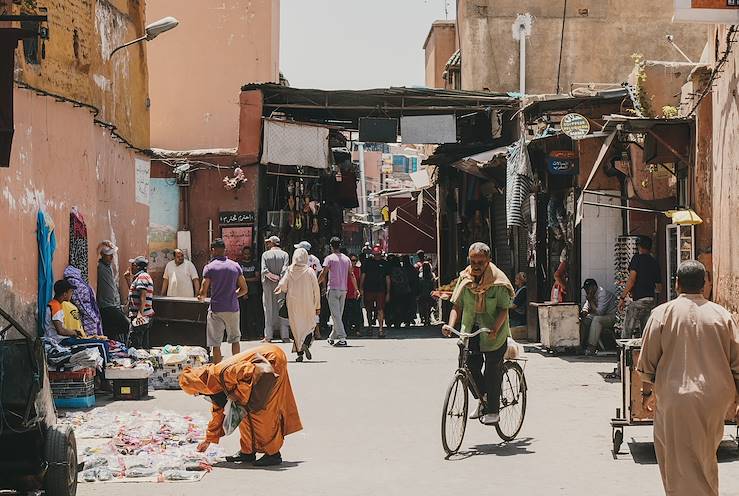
[180,344,302,467]
[637,261,739,496]
[443,242,514,425]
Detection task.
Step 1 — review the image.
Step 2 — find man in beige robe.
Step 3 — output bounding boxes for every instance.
[637,260,739,496]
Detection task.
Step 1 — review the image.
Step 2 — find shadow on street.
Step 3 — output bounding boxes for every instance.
[446,437,536,461]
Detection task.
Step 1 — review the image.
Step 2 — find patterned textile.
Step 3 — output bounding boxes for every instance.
[69,207,89,282]
[261,119,331,169]
[64,265,103,336]
[506,138,534,229]
[37,210,57,337]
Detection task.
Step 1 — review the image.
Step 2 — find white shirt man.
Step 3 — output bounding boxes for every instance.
[162,249,201,297]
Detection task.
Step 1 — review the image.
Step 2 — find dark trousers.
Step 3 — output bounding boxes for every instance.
[319,294,331,333]
[100,306,129,343]
[342,298,363,335]
[128,322,151,349]
[240,289,264,341]
[466,335,507,414]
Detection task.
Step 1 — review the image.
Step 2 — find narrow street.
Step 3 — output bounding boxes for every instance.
[76,333,739,496]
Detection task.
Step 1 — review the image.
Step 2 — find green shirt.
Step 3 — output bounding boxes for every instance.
[452,282,512,352]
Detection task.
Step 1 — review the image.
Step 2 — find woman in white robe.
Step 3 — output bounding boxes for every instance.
[276,248,321,362]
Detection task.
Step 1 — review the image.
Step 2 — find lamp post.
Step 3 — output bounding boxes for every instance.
[110,16,179,58]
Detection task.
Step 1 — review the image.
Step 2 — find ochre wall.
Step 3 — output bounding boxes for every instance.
[457,0,708,93]
[147,0,280,151]
[424,21,457,89]
[14,0,150,148]
[1,89,149,331]
[711,25,739,315]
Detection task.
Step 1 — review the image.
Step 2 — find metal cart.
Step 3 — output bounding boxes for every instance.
[0,306,78,495]
[610,339,738,456]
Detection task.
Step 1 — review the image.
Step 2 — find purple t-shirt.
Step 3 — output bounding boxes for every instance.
[323,253,351,291]
[203,257,242,312]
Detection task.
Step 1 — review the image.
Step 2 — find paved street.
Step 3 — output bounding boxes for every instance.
[77,330,739,496]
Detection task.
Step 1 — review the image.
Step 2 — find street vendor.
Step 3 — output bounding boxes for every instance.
[442,242,514,425]
[179,344,302,467]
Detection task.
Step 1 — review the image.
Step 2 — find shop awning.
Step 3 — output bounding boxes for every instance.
[260,118,331,170]
[575,131,617,226]
[449,146,508,179]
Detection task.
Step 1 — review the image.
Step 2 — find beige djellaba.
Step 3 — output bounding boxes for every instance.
[638,294,739,496]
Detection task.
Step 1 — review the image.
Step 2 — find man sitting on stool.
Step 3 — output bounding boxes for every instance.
[580,278,617,356]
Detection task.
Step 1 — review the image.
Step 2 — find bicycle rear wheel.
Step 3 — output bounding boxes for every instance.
[441,372,469,455]
[495,361,527,441]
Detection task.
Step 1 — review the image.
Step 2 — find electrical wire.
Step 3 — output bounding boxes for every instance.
[555,0,568,94]
[686,25,738,118]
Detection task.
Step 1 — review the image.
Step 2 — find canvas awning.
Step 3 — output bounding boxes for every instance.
[260,118,331,170]
[575,131,617,226]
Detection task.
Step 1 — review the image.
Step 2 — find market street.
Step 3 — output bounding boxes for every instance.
[75,332,739,496]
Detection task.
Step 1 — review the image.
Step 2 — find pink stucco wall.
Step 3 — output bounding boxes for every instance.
[147,0,280,151]
[0,89,149,330]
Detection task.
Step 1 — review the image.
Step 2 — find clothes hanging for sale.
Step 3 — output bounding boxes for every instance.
[37,210,57,337]
[69,207,89,281]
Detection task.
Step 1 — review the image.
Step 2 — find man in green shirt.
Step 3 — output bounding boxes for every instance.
[443,242,514,425]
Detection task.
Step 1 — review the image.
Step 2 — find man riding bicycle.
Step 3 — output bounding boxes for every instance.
[442,242,514,425]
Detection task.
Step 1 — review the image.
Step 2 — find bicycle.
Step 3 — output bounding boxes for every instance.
[441,327,528,456]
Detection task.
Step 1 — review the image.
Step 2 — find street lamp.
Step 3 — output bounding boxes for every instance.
[109,16,179,58]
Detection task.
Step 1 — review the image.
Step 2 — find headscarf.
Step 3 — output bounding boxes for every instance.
[277,248,312,293]
[451,262,514,313]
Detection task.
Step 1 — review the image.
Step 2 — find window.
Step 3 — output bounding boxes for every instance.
[21,21,40,65]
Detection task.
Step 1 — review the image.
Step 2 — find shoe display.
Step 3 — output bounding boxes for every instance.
[253,452,282,467]
[481,413,500,425]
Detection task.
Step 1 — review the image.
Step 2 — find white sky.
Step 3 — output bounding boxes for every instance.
[280,0,455,90]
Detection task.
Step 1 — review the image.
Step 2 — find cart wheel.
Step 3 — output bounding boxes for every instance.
[44,425,78,496]
[612,429,624,454]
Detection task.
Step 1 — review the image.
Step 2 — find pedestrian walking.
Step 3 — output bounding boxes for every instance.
[161,248,201,297]
[637,260,739,496]
[124,256,154,349]
[96,241,129,343]
[442,242,514,425]
[319,237,357,347]
[294,240,323,340]
[180,344,303,467]
[620,236,662,337]
[276,248,321,362]
[343,253,364,336]
[385,255,410,328]
[402,254,419,326]
[198,238,249,364]
[261,236,290,343]
[361,246,391,338]
[417,262,436,326]
[239,245,263,340]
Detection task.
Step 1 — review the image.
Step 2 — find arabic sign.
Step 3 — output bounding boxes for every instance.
[674,0,739,22]
[219,211,255,225]
[135,159,150,205]
[547,150,579,175]
[560,113,591,140]
[222,226,253,261]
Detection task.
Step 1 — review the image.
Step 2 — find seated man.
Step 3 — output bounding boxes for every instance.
[580,278,617,356]
[180,344,302,467]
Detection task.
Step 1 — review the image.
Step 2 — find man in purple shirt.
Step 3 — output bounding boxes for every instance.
[198,238,249,363]
[319,237,358,347]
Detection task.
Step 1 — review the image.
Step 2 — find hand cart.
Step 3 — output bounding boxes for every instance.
[610,339,738,456]
[0,306,78,495]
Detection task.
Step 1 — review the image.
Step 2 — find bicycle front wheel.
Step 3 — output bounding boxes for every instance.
[441,372,469,455]
[495,361,527,441]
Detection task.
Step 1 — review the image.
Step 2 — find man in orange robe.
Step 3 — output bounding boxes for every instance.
[180,344,302,466]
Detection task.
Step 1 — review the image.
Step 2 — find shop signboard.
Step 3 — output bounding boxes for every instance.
[674,0,739,23]
[560,113,590,140]
[222,226,253,261]
[218,211,255,225]
[547,150,579,175]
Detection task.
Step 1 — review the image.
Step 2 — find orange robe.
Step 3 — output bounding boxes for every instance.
[180,344,302,455]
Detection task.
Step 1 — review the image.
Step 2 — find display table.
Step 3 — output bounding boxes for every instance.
[151,297,210,348]
[531,302,580,352]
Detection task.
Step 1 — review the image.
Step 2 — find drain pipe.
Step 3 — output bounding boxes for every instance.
[513,14,533,96]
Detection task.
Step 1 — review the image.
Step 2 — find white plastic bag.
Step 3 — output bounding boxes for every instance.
[505,337,523,360]
[223,401,245,436]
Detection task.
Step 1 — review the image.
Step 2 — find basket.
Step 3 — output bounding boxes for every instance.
[50,368,96,400]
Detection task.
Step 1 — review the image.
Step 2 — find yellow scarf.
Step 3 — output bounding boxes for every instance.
[451,262,514,313]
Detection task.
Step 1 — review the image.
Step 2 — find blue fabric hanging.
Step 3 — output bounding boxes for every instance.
[37,210,56,337]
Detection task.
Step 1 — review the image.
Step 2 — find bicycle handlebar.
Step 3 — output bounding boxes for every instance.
[443,325,489,339]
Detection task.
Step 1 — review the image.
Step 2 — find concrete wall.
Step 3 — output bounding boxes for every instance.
[457,0,707,93]
[147,0,280,151]
[0,89,149,331]
[711,25,739,315]
[423,20,457,89]
[14,0,150,148]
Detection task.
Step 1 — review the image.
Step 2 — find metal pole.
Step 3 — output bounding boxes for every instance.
[358,143,369,243]
[519,25,526,96]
